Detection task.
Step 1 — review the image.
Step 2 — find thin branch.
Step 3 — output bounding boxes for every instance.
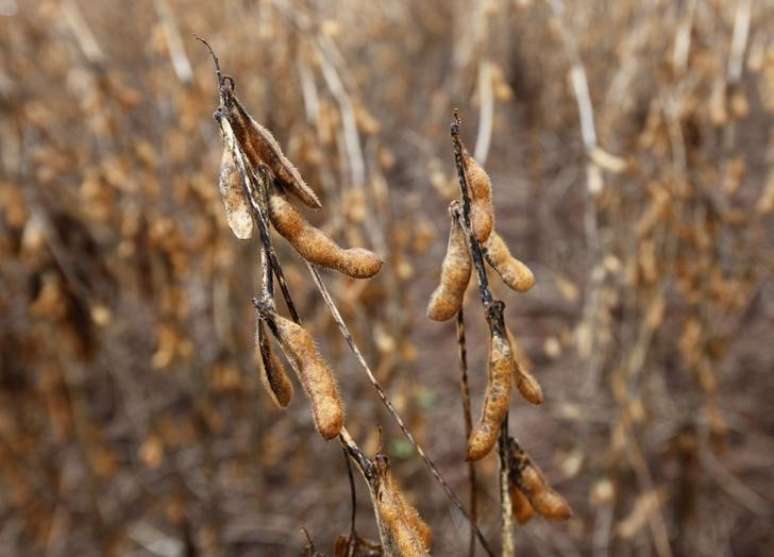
[499,419,515,557]
[457,309,478,557]
[306,262,495,557]
[451,111,513,556]
[341,444,359,557]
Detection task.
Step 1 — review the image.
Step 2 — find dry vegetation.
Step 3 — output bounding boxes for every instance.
[1,0,773,555]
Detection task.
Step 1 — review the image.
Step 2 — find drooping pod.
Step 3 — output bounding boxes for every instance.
[271,312,343,439]
[218,147,254,239]
[509,484,535,524]
[464,150,494,244]
[427,203,472,321]
[467,330,514,461]
[221,91,323,209]
[268,192,383,279]
[507,328,543,405]
[374,455,432,556]
[255,320,293,408]
[484,232,535,292]
[508,438,573,521]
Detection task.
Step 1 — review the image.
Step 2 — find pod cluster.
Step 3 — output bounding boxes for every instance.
[253,307,345,440]
[507,438,572,522]
[427,150,545,462]
[216,84,382,279]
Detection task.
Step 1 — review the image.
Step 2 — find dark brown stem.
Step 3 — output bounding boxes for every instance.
[451,110,493,307]
[451,111,513,556]
[457,309,478,557]
[341,444,358,557]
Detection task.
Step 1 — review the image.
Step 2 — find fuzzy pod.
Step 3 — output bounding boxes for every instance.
[256,320,293,408]
[426,209,472,321]
[509,439,573,521]
[268,192,382,278]
[374,457,431,556]
[467,333,514,461]
[506,328,543,405]
[464,151,494,244]
[218,147,254,239]
[510,485,535,524]
[530,488,573,521]
[222,94,323,209]
[485,232,535,292]
[273,313,343,439]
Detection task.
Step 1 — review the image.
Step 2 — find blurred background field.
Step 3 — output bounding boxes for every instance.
[0,0,773,555]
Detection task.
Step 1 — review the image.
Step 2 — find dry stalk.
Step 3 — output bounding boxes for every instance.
[456,309,478,557]
[201,37,494,556]
[450,111,514,557]
[307,262,495,556]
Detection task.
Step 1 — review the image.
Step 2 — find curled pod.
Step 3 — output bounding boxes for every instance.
[467,332,514,461]
[268,192,382,279]
[218,147,254,239]
[509,485,535,524]
[374,456,431,556]
[223,94,322,209]
[484,232,535,292]
[506,328,543,405]
[427,207,472,321]
[273,313,343,439]
[256,320,293,408]
[508,439,573,521]
[464,150,494,244]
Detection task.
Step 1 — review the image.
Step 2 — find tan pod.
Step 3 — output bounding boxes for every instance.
[273,313,343,439]
[268,192,383,279]
[427,210,472,321]
[464,151,494,244]
[467,333,514,461]
[485,232,535,292]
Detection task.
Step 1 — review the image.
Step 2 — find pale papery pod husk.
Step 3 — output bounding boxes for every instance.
[218,147,253,239]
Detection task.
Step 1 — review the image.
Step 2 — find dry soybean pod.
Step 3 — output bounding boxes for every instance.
[374,455,431,556]
[484,231,535,292]
[219,88,323,209]
[272,312,344,439]
[467,331,514,461]
[218,146,254,239]
[463,149,494,244]
[268,191,382,279]
[508,438,572,521]
[506,328,543,405]
[427,202,472,321]
[509,484,535,524]
[256,320,293,408]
